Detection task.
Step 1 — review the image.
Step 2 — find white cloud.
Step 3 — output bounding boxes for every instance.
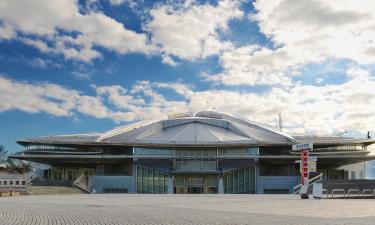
[108,0,138,8]
[29,58,61,69]
[0,76,77,116]
[1,67,375,135]
[71,71,91,81]
[0,76,112,120]
[108,0,125,6]
[161,55,179,67]
[145,0,243,62]
[0,0,154,61]
[0,0,246,65]
[29,58,48,69]
[207,0,375,86]
[131,68,375,135]
[76,96,111,119]
[96,85,146,110]
[204,45,294,86]
[0,22,15,39]
[153,82,194,98]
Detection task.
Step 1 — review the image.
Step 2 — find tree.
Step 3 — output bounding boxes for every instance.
[0,145,31,173]
[0,145,7,162]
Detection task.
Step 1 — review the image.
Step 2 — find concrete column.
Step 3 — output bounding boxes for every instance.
[96,164,104,175]
[131,159,137,194]
[167,175,174,194]
[218,177,224,194]
[254,159,260,194]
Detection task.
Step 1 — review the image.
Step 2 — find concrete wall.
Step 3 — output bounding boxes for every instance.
[338,162,366,179]
[89,175,135,193]
[256,176,300,194]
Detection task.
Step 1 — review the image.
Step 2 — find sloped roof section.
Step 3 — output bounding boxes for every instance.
[293,135,375,145]
[17,133,102,146]
[97,111,296,146]
[17,111,297,146]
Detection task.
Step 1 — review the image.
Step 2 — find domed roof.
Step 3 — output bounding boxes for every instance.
[96,111,296,146]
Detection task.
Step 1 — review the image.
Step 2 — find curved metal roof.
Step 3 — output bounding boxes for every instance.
[95,111,296,146]
[17,111,298,147]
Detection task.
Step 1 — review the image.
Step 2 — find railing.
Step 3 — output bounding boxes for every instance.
[293,173,323,194]
[73,174,94,194]
[323,188,375,199]
[292,145,365,153]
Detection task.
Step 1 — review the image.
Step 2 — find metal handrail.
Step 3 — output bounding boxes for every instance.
[293,173,323,194]
[73,174,94,194]
[346,189,360,198]
[332,188,345,198]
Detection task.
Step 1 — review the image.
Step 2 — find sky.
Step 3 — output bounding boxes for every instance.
[0,0,375,153]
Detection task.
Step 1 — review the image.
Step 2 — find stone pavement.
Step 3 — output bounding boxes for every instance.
[0,194,375,225]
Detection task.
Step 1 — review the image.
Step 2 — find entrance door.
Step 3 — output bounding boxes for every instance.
[174,174,218,194]
[175,186,217,194]
[189,187,203,194]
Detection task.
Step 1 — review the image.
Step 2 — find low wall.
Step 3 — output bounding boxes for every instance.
[31,177,73,187]
[257,176,300,194]
[89,175,134,193]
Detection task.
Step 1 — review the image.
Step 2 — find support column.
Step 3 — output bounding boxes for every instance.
[167,175,174,194]
[132,158,138,194]
[254,159,260,194]
[218,176,224,194]
[96,163,104,175]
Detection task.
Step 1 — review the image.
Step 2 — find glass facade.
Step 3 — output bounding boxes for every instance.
[312,144,366,152]
[175,160,216,171]
[132,147,259,157]
[219,147,259,156]
[133,147,173,156]
[136,165,168,194]
[174,174,217,187]
[26,144,77,150]
[174,174,218,194]
[175,149,217,171]
[223,166,255,194]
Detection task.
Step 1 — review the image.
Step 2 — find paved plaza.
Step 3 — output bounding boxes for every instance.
[0,194,375,225]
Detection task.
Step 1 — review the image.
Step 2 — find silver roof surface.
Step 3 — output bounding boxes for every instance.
[16,111,375,148]
[18,133,102,145]
[93,111,296,146]
[18,111,296,146]
[292,135,375,145]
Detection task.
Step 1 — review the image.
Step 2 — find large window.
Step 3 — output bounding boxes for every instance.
[174,149,217,171]
[218,147,259,156]
[223,166,255,194]
[174,174,217,187]
[175,149,216,157]
[136,165,168,194]
[312,144,366,152]
[175,159,216,171]
[133,147,173,156]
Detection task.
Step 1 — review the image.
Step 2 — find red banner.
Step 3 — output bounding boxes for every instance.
[301,149,309,185]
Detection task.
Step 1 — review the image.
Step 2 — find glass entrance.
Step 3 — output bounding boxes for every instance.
[174,174,218,194]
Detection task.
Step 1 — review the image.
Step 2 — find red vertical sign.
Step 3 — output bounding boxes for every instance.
[301,149,309,185]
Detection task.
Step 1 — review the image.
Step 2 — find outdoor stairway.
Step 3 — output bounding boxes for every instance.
[293,173,323,194]
[73,173,94,193]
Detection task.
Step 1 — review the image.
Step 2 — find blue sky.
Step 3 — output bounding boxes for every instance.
[0,0,375,153]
